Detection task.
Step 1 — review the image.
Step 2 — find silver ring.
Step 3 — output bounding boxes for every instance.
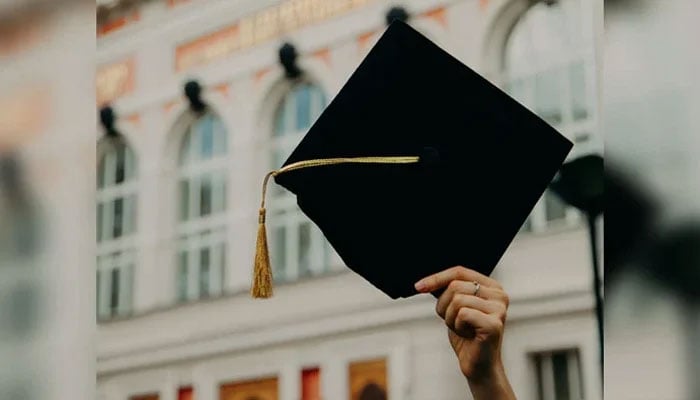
[473,281,481,297]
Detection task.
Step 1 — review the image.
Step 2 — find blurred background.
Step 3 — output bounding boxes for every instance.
[91,0,603,399]
[0,0,696,399]
[605,0,700,399]
[0,2,94,400]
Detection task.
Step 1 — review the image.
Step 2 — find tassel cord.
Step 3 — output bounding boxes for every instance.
[251,156,420,298]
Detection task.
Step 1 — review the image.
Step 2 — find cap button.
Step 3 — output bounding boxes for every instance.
[419,146,441,167]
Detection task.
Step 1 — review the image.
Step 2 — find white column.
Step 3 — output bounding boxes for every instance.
[160,371,178,400]
[388,345,410,400]
[321,356,345,400]
[193,365,216,400]
[226,75,258,294]
[280,362,299,400]
[581,337,602,400]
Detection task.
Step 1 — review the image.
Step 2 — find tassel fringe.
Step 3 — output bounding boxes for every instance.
[251,207,273,298]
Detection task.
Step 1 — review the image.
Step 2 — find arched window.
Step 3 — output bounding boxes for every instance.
[97,137,137,319]
[176,113,227,302]
[269,82,328,282]
[503,0,596,232]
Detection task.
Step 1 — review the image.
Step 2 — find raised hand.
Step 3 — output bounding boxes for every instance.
[415,266,516,400]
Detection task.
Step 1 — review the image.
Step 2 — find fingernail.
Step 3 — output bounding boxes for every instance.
[414,280,427,292]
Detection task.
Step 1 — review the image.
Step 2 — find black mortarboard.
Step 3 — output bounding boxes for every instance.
[251,21,572,299]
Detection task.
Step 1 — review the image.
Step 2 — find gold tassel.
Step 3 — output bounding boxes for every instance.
[251,171,275,298]
[251,156,420,299]
[251,207,273,298]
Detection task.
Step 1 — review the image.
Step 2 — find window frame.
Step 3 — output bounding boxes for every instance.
[502,0,598,233]
[97,250,134,319]
[96,137,137,320]
[532,348,584,400]
[175,229,226,302]
[268,82,330,283]
[175,112,228,302]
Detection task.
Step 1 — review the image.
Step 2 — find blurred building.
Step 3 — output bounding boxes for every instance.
[95,0,602,399]
[605,0,700,399]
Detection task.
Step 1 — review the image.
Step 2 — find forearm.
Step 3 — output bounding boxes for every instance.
[466,362,516,400]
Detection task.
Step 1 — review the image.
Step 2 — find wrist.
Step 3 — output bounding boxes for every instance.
[466,361,515,400]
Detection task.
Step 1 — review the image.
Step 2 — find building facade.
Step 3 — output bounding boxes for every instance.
[96,0,603,399]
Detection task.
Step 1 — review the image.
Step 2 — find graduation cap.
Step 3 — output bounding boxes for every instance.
[251,21,572,299]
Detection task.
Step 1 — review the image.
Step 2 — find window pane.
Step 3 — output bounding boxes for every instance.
[199,247,210,298]
[213,117,227,157]
[122,195,132,236]
[552,352,570,400]
[126,194,137,235]
[535,355,544,400]
[110,268,120,315]
[544,190,567,222]
[298,222,312,278]
[199,116,214,159]
[312,88,326,121]
[275,93,296,137]
[97,157,105,188]
[177,251,188,302]
[179,180,189,221]
[96,269,101,319]
[271,148,289,197]
[112,198,123,238]
[124,145,136,181]
[115,143,126,184]
[274,106,286,136]
[561,0,583,48]
[121,262,133,314]
[200,175,212,217]
[506,78,527,104]
[534,68,563,125]
[272,147,288,170]
[213,171,226,213]
[272,225,286,281]
[295,85,312,131]
[97,202,103,242]
[220,174,226,212]
[573,351,584,399]
[570,61,588,121]
[179,129,192,165]
[219,242,226,289]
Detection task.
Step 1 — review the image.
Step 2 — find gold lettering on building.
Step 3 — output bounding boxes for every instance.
[278,2,298,33]
[175,0,376,71]
[293,0,315,27]
[311,0,330,20]
[238,18,255,49]
[329,0,352,15]
[254,8,279,44]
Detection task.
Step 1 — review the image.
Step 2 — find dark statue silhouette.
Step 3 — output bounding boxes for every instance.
[358,382,387,400]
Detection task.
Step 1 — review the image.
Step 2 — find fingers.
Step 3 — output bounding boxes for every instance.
[415,266,501,293]
[454,307,504,338]
[444,294,503,330]
[421,267,509,339]
[435,280,506,318]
